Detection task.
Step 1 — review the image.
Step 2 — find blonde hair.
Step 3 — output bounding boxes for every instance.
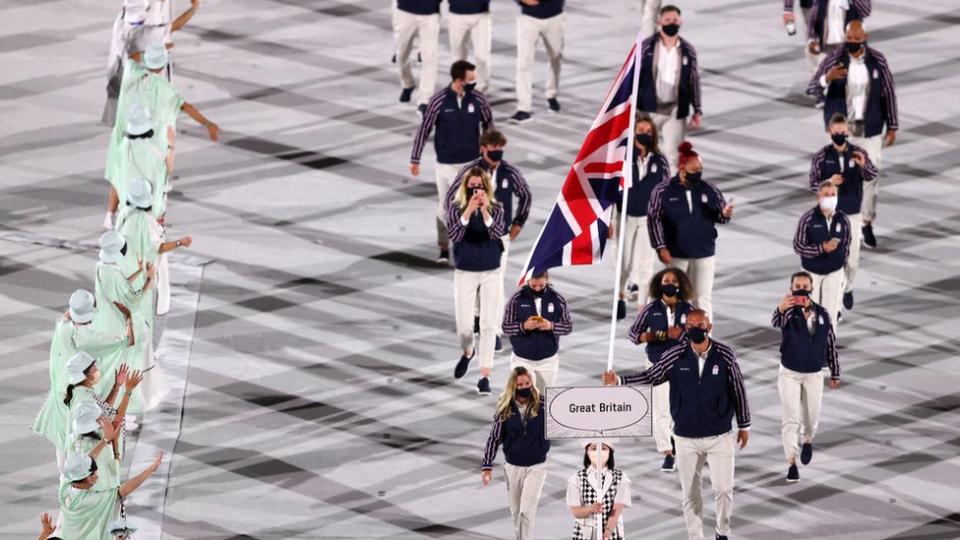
[495,366,540,422]
[455,167,498,211]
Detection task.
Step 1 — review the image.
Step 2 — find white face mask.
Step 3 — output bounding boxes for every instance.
[819,196,838,212]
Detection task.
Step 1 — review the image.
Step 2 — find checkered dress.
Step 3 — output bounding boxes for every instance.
[571,468,624,540]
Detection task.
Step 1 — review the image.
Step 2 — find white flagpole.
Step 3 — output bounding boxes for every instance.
[594,439,603,540]
[606,31,643,373]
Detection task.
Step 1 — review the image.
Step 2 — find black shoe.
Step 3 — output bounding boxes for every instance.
[800,442,813,465]
[399,87,414,103]
[716,535,729,540]
[837,311,843,322]
[473,316,480,334]
[862,223,877,248]
[843,291,854,310]
[616,299,626,321]
[495,335,503,352]
[418,104,427,117]
[626,283,640,301]
[454,351,474,379]
[787,463,800,483]
[660,454,676,472]
[509,111,532,124]
[671,437,676,455]
[436,249,449,264]
[547,98,561,113]
[477,377,491,395]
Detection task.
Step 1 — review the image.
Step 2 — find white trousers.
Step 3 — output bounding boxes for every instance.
[639,0,661,38]
[675,431,736,540]
[849,134,883,223]
[510,353,559,395]
[392,7,440,105]
[651,106,687,172]
[777,365,824,462]
[515,13,565,113]
[810,268,843,330]
[436,162,469,248]
[455,269,500,370]
[671,256,716,322]
[619,216,656,305]
[843,213,863,294]
[648,360,674,454]
[448,12,492,93]
[475,235,511,335]
[504,462,548,540]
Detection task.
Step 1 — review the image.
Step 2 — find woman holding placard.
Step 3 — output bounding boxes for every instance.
[566,441,633,540]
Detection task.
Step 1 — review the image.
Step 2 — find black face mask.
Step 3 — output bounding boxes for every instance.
[487,149,504,162]
[464,81,477,93]
[662,23,680,37]
[529,287,544,298]
[845,41,864,53]
[662,283,679,297]
[516,387,533,399]
[831,133,847,146]
[120,244,128,257]
[792,289,811,297]
[684,171,702,184]
[687,326,708,344]
[635,133,653,148]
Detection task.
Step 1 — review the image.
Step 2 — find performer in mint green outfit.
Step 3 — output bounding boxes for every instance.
[106,104,174,223]
[103,42,219,229]
[59,447,162,540]
[31,290,134,468]
[93,231,155,408]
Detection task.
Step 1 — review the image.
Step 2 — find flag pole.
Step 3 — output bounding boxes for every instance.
[606,31,643,372]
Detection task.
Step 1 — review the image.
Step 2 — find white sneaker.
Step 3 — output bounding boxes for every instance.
[102,212,115,230]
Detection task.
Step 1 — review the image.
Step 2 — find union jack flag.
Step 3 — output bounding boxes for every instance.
[518,35,641,285]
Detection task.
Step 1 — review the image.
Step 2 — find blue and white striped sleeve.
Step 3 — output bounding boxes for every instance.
[481,413,503,470]
[809,148,826,191]
[621,343,681,386]
[721,344,751,430]
[502,288,525,336]
[551,291,572,336]
[628,303,654,345]
[410,93,444,164]
[794,209,823,258]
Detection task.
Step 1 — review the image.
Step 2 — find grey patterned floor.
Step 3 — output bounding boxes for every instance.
[2,0,960,538]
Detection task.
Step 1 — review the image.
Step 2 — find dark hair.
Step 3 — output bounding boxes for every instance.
[582,443,615,468]
[660,4,681,16]
[636,114,660,156]
[790,271,813,287]
[648,267,694,302]
[531,270,549,280]
[63,364,96,406]
[829,112,847,126]
[127,129,155,140]
[480,128,508,147]
[450,60,476,82]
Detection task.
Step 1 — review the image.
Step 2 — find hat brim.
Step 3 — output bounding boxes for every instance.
[69,309,95,324]
[99,248,123,264]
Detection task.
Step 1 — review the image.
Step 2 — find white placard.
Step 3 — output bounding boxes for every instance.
[545,385,652,440]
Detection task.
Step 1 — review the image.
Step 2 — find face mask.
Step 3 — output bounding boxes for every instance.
[662,23,680,37]
[684,171,702,184]
[464,81,477,93]
[487,149,504,162]
[845,41,864,53]
[820,195,838,212]
[635,133,653,148]
[662,283,679,297]
[588,447,611,466]
[529,287,544,298]
[687,326,708,344]
[516,387,533,399]
[792,289,811,297]
[831,133,847,146]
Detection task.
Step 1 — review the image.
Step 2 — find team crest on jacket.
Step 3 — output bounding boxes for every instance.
[701,193,708,203]
[548,302,555,313]
[468,103,475,114]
